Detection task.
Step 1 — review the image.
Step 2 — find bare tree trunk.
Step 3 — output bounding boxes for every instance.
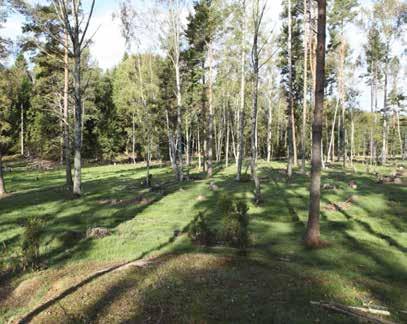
[267,94,273,162]
[381,44,389,165]
[350,109,355,169]
[225,103,230,167]
[20,104,24,156]
[327,99,339,163]
[301,0,309,173]
[396,110,403,159]
[305,0,326,248]
[0,154,5,195]
[60,103,64,165]
[175,59,184,181]
[250,0,263,203]
[131,110,136,164]
[185,117,190,167]
[339,39,346,168]
[236,0,246,181]
[72,46,82,197]
[287,0,294,179]
[207,43,214,177]
[198,127,202,169]
[165,109,178,177]
[63,32,73,190]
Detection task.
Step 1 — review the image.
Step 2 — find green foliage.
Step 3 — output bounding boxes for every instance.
[0,66,13,155]
[219,194,250,249]
[20,215,46,270]
[188,212,214,246]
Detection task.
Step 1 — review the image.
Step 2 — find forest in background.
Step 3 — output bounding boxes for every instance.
[0,0,406,244]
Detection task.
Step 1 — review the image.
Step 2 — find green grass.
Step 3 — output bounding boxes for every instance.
[1,159,406,323]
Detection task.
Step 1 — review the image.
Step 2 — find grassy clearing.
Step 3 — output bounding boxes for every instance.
[0,159,406,323]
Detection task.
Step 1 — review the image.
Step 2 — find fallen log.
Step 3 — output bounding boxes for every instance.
[310,301,396,324]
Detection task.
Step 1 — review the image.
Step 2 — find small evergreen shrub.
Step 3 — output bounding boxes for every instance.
[220,195,250,249]
[188,212,213,246]
[20,216,46,270]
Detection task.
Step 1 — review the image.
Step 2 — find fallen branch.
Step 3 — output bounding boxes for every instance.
[310,301,396,324]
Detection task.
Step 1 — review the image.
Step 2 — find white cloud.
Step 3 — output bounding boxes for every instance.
[89,11,126,70]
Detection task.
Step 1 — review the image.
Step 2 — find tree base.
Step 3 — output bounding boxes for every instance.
[304,237,329,249]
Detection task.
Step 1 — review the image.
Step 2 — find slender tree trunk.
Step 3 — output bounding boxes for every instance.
[381,42,390,165]
[165,109,178,177]
[251,2,262,203]
[267,94,273,162]
[305,0,326,248]
[131,110,136,164]
[236,0,246,181]
[225,103,230,167]
[339,39,346,168]
[327,99,339,163]
[301,0,309,173]
[175,60,184,181]
[350,109,355,169]
[63,32,73,190]
[396,110,403,159]
[20,104,24,156]
[185,116,190,167]
[72,46,82,197]
[287,0,294,179]
[60,103,64,165]
[146,136,151,186]
[0,154,5,195]
[207,43,214,177]
[198,127,202,169]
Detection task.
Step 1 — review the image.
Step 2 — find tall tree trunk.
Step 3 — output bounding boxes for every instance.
[396,110,403,159]
[60,103,64,165]
[185,117,190,167]
[350,109,355,169]
[287,0,294,179]
[267,94,273,162]
[339,39,346,168]
[63,32,73,190]
[198,127,202,169]
[305,0,326,248]
[236,0,246,181]
[225,102,230,167]
[132,110,136,164]
[301,0,309,173]
[166,109,177,176]
[175,59,184,181]
[251,2,262,203]
[72,46,82,197]
[381,53,388,165]
[327,99,339,163]
[20,104,24,156]
[0,154,5,195]
[207,43,214,177]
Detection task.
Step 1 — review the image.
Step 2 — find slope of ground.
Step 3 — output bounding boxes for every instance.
[0,159,406,323]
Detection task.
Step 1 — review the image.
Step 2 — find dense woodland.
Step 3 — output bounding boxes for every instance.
[0,0,406,322]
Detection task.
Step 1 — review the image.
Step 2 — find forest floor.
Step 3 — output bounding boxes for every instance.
[0,158,406,323]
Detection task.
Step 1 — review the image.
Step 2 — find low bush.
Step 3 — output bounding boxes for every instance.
[188,212,214,246]
[20,215,46,270]
[219,195,250,249]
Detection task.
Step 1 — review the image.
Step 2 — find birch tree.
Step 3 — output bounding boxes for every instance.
[53,0,96,196]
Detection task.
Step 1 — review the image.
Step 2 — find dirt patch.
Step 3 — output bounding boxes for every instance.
[97,195,153,207]
[2,277,42,309]
[324,195,357,212]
